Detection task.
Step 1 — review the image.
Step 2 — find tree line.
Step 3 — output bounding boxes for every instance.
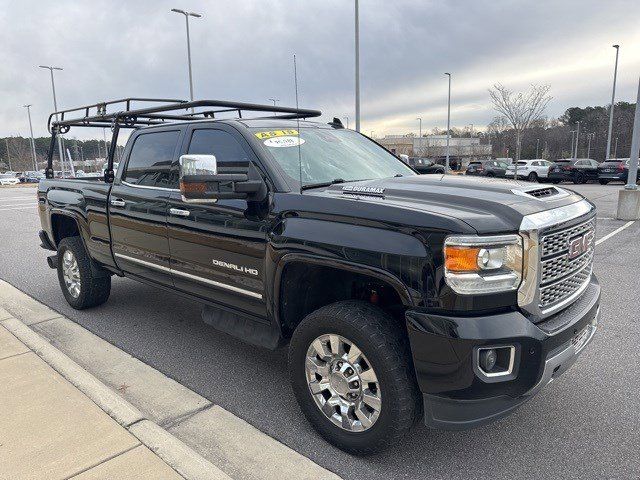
[484,101,635,161]
[0,136,113,171]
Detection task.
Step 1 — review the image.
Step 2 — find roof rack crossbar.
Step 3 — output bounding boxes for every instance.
[48,98,322,132]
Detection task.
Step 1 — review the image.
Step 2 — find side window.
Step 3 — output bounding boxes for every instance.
[187,129,250,173]
[123,131,180,188]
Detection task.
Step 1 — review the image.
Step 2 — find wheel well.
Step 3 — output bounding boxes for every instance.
[51,214,80,246]
[278,262,407,339]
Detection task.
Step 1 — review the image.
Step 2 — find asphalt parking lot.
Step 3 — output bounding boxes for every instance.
[0,182,638,480]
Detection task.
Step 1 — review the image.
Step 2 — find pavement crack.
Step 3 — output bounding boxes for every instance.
[159,402,215,430]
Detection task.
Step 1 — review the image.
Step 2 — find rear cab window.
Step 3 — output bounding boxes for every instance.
[123,130,181,188]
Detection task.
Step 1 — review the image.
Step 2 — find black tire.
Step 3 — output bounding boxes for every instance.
[599,179,609,185]
[527,172,538,182]
[574,172,585,184]
[57,236,111,309]
[485,172,495,177]
[550,179,561,184]
[289,300,422,455]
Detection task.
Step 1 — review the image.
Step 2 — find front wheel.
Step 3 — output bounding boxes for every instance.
[57,237,111,309]
[527,172,538,182]
[289,301,422,455]
[574,172,585,184]
[599,179,609,185]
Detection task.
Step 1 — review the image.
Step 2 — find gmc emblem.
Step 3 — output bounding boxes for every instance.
[568,231,594,259]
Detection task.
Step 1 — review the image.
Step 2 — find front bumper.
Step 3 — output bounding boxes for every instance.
[405,274,600,430]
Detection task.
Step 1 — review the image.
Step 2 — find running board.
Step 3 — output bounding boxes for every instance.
[201,305,285,350]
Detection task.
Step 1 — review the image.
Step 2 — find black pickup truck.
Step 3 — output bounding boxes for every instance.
[38,99,600,454]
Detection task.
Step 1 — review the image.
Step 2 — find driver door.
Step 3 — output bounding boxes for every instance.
[166,125,269,318]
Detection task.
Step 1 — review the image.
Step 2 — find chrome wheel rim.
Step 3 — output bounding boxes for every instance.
[62,250,81,298]
[305,334,382,432]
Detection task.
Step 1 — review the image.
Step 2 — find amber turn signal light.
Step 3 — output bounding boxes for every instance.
[444,246,481,272]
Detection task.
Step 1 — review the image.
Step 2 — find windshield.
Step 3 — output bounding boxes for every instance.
[252,127,415,188]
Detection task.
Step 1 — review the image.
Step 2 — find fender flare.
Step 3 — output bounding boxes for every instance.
[273,252,415,333]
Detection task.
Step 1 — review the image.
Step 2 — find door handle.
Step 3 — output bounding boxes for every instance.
[169,208,191,217]
[110,198,126,207]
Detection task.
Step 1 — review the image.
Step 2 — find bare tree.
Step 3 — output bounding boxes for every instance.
[489,83,552,177]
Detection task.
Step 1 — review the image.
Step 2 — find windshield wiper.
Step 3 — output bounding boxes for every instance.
[301,178,346,191]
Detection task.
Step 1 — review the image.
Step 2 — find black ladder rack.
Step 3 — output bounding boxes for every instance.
[45,98,322,180]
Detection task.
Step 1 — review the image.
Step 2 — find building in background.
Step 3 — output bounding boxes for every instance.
[377,134,492,170]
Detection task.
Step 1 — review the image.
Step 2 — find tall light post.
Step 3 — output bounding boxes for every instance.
[625,77,640,191]
[171,8,202,110]
[38,65,65,175]
[570,130,576,157]
[444,72,451,173]
[416,117,422,156]
[268,98,279,107]
[23,104,38,171]
[370,130,374,138]
[343,116,350,129]
[536,138,540,158]
[574,121,580,158]
[354,0,361,132]
[614,136,619,158]
[606,44,620,160]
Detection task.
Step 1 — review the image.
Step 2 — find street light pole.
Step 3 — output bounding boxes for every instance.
[587,133,593,158]
[171,8,202,111]
[614,136,619,158]
[268,98,279,107]
[23,104,38,171]
[416,117,422,155]
[343,116,350,129]
[536,138,540,158]
[606,45,620,160]
[570,130,576,157]
[354,0,361,132]
[625,76,640,191]
[38,65,65,176]
[574,121,580,158]
[444,72,451,173]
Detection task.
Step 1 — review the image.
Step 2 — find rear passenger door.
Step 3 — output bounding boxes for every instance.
[109,128,182,287]
[166,125,269,318]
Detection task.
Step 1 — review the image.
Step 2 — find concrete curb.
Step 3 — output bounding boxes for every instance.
[0,314,229,480]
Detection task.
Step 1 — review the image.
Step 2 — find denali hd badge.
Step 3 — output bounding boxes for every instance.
[212,259,259,276]
[568,231,594,259]
[342,185,385,196]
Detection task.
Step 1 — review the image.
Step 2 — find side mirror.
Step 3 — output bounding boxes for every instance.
[179,154,267,203]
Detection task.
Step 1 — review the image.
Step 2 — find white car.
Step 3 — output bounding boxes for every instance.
[505,159,553,182]
[0,173,19,186]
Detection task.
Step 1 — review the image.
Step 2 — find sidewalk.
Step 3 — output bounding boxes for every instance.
[0,280,340,480]
[0,313,183,480]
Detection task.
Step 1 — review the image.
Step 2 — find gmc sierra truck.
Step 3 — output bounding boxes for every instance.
[37,99,600,454]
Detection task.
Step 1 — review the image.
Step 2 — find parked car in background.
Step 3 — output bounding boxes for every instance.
[597,158,639,184]
[0,173,20,186]
[505,159,554,182]
[19,171,45,183]
[465,159,509,177]
[547,159,599,184]
[407,157,445,174]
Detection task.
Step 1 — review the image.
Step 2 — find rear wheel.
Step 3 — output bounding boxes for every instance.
[574,172,585,184]
[289,300,421,455]
[527,172,538,182]
[550,179,561,184]
[57,237,111,309]
[599,179,609,185]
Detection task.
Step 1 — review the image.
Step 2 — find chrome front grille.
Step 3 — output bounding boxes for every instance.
[538,217,595,310]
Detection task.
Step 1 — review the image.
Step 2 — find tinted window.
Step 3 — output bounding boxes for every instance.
[123,131,180,187]
[188,129,250,171]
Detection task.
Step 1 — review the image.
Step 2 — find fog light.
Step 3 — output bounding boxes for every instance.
[475,345,517,380]
[479,348,497,371]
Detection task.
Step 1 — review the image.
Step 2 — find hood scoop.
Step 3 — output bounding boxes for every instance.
[512,186,569,201]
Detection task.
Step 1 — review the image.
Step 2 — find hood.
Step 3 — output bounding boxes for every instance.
[304,174,585,233]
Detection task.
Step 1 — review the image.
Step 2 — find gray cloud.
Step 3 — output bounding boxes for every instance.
[1,0,639,140]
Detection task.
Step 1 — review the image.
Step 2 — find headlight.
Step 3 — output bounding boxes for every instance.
[444,235,523,294]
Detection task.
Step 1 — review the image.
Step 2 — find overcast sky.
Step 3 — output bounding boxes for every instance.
[1,0,640,140]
